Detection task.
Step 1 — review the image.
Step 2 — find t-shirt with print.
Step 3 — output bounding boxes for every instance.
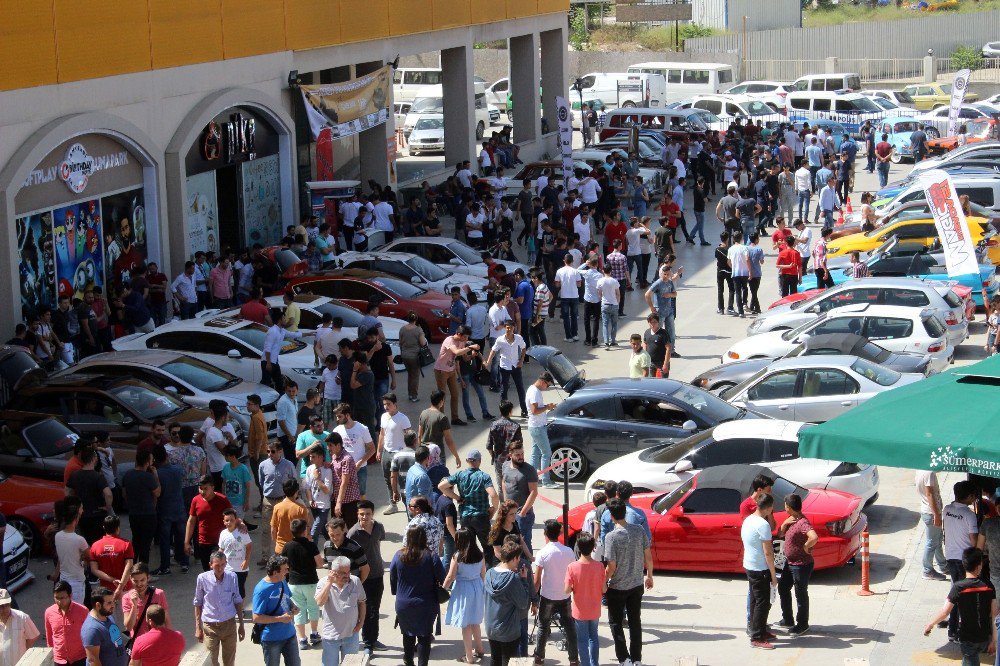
[89,536,135,587]
[218,528,253,573]
[604,523,651,591]
[80,615,127,666]
[565,559,605,620]
[741,514,772,572]
[335,422,373,465]
[943,501,979,561]
[947,577,996,643]
[221,463,253,509]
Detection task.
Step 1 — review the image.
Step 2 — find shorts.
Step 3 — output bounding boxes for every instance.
[290,582,321,625]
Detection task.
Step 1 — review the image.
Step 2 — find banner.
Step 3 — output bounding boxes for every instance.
[947,69,972,138]
[16,211,56,319]
[53,200,104,300]
[102,188,146,288]
[186,171,220,256]
[242,154,283,247]
[300,66,392,141]
[923,169,980,277]
[555,96,574,182]
[315,127,336,181]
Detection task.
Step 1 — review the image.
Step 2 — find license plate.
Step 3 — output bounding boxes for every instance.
[7,555,26,578]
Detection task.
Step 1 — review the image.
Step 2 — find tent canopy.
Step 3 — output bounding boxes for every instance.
[798,354,1000,476]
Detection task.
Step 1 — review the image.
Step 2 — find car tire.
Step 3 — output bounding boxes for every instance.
[506,110,513,123]
[925,127,940,140]
[7,516,40,556]
[549,444,588,482]
[621,101,636,108]
[476,121,485,141]
[890,151,901,164]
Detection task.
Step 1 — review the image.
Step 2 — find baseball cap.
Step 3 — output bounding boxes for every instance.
[0,589,12,606]
[466,450,482,462]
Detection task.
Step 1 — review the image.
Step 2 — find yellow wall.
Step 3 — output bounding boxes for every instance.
[0,0,569,92]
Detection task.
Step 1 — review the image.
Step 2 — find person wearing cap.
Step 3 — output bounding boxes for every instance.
[0,587,37,665]
[45,580,89,666]
[438,450,499,559]
[526,372,559,488]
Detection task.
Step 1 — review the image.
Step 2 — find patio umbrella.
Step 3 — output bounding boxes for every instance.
[798,354,1000,475]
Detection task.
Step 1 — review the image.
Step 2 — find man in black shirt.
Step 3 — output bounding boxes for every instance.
[296,388,321,437]
[360,328,395,427]
[322,517,370,581]
[281,518,323,648]
[643,313,670,379]
[66,447,113,544]
[924,546,997,661]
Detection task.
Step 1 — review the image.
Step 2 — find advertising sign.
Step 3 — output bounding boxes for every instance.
[52,200,104,300]
[947,69,972,139]
[101,188,147,288]
[16,212,56,318]
[241,154,282,247]
[923,169,980,278]
[555,96,575,182]
[300,66,392,140]
[186,171,220,256]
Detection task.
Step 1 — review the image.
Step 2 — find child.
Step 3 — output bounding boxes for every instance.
[318,353,341,425]
[221,444,253,524]
[564,532,607,666]
[218,508,252,598]
[581,492,607,562]
[304,445,333,544]
[987,298,1000,356]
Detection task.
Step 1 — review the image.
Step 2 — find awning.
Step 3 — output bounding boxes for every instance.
[798,355,1000,476]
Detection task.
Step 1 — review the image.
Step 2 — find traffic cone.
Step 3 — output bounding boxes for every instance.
[837,208,845,226]
[846,198,854,216]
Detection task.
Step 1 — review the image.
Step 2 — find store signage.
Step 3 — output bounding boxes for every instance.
[22,142,130,194]
[222,113,256,164]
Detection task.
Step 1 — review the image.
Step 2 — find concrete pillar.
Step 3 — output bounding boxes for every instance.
[356,60,392,188]
[540,27,567,135]
[924,55,936,83]
[442,45,477,168]
[825,57,838,74]
[510,33,540,144]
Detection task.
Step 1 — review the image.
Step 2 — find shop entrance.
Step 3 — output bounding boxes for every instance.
[215,165,242,252]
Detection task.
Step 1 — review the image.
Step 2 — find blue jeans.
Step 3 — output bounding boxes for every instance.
[320,634,359,666]
[560,297,579,339]
[822,209,835,230]
[157,514,189,570]
[797,190,811,222]
[601,303,618,345]
[442,530,455,571]
[262,635,301,666]
[529,426,552,484]
[691,211,707,243]
[921,512,946,574]
[357,466,368,496]
[311,507,329,543]
[373,378,390,421]
[740,217,755,243]
[877,161,890,189]
[575,619,600,666]
[461,370,490,418]
[515,509,535,553]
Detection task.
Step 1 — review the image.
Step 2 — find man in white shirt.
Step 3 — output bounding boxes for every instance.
[916,471,948,580]
[456,161,474,190]
[532,519,579,664]
[793,219,812,278]
[485,320,528,416]
[727,231,751,318]
[171,261,199,320]
[578,256,602,347]
[377,393,411,515]
[624,218,648,288]
[742,493,778,649]
[479,141,494,176]
[370,193,396,239]
[573,205,593,246]
[723,152,738,183]
[554,254,582,342]
[333,404,377,498]
[942,481,980,639]
[673,156,687,181]
[525,372,558,487]
[578,174,602,207]
[536,169,550,195]
[784,126,802,164]
[487,290,512,341]
[597,264,621,347]
[794,163,812,222]
[465,202,486,249]
[262,315,310,391]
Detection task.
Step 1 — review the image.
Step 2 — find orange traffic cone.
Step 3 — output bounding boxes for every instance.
[846,198,854,215]
[837,208,845,226]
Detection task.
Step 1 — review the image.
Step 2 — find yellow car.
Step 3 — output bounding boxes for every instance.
[902,82,979,111]
[826,216,997,262]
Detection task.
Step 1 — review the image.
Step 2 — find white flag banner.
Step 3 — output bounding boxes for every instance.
[923,169,981,277]
[947,69,972,138]
[555,96,575,181]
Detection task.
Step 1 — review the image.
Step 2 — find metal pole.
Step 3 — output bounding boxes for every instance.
[563,464,570,544]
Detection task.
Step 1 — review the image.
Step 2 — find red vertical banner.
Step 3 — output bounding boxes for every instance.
[316,127,335,181]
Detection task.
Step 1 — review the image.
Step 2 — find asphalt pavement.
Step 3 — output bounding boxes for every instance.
[17,160,994,665]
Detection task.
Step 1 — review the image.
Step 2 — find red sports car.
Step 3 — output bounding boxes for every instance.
[0,470,63,555]
[562,465,866,574]
[768,285,976,321]
[285,269,453,342]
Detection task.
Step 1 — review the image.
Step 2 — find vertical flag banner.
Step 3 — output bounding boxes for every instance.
[923,169,980,277]
[555,96,574,181]
[947,69,972,138]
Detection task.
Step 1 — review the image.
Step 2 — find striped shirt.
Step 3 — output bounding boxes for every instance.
[851,261,870,279]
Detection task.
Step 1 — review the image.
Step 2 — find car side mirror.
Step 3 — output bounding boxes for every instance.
[449,257,463,266]
[674,459,694,473]
[15,448,32,459]
[668,504,685,518]
[228,349,242,359]
[410,276,422,284]
[806,305,819,314]
[121,416,136,427]
[164,386,179,394]
[682,419,698,432]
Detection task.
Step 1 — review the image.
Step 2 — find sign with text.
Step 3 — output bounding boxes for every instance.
[923,169,980,278]
[555,96,574,182]
[300,66,392,141]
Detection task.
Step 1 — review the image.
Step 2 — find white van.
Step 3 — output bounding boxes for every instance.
[688,94,789,126]
[626,62,736,103]
[785,91,884,136]
[570,72,667,108]
[791,73,863,93]
[393,68,444,103]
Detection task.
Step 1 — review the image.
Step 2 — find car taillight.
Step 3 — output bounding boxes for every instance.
[727,351,740,360]
[945,311,959,326]
[988,239,999,247]
[777,91,787,98]
[928,341,945,353]
[826,519,849,536]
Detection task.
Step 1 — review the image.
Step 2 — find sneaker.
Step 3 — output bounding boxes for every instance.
[620,660,633,666]
[763,631,777,641]
[309,632,322,646]
[372,641,390,651]
[384,503,399,515]
[533,658,545,666]
[565,337,573,342]
[717,308,724,314]
[467,415,478,423]
[777,619,795,629]
[299,639,310,650]
[572,336,580,342]
[408,396,420,403]
[452,419,468,426]
[789,625,809,636]
[726,308,737,315]
[701,242,712,246]
[923,570,948,581]
[483,413,496,420]
[750,640,775,650]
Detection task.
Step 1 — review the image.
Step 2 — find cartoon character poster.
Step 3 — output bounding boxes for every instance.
[52,200,104,301]
[16,211,56,319]
[101,188,147,288]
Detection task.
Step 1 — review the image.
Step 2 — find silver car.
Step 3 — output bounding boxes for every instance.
[723,355,924,423]
[747,277,968,349]
[62,351,281,435]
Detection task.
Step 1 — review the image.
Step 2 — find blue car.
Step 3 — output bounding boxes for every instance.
[878,116,921,163]
[792,119,846,152]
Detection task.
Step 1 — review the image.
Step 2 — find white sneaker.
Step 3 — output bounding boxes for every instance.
[620,660,633,666]
[383,503,399,515]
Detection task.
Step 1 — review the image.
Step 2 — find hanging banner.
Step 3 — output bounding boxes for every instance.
[300,66,392,141]
[947,69,972,138]
[102,188,147,288]
[242,154,283,247]
[53,200,104,300]
[186,171,220,256]
[555,96,574,182]
[923,169,980,277]
[315,127,336,181]
[17,211,57,319]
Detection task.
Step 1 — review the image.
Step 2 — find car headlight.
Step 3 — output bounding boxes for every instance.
[727,350,740,360]
[692,377,710,388]
[292,367,323,378]
[431,309,449,318]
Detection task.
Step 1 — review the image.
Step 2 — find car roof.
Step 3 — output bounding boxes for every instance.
[694,464,782,494]
[826,275,939,289]
[385,237,454,247]
[826,303,929,318]
[150,315,254,334]
[575,377,685,393]
[883,116,918,125]
[78,350,189,366]
[802,332,869,353]
[711,419,805,442]
[25,373,130,391]
[302,268,397,281]
[338,251,417,263]
[765,354,868,371]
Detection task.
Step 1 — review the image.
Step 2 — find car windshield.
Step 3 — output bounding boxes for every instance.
[547,352,583,387]
[894,121,919,133]
[855,97,882,112]
[22,418,79,458]
[370,277,425,298]
[850,357,901,386]
[782,316,825,341]
[772,476,810,506]
[447,241,484,265]
[411,98,443,114]
[670,384,742,422]
[696,110,722,123]
[313,302,365,327]
[160,357,241,392]
[652,478,694,513]
[0,350,41,393]
[273,249,303,272]
[861,341,892,363]
[745,101,773,116]
[109,382,186,419]
[414,117,444,131]
[875,98,897,110]
[647,430,715,465]
[230,324,306,354]
[895,91,914,103]
[406,255,450,282]
[941,84,953,94]
[685,113,709,130]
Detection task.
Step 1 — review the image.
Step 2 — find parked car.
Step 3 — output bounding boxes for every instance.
[724,81,793,110]
[873,169,1000,216]
[0,514,35,590]
[927,118,1000,155]
[7,375,212,453]
[769,284,978,323]
[379,237,529,280]
[728,303,954,374]
[0,412,79,484]
[903,82,978,111]
[0,468,64,555]
[525,345,760,482]
[113,315,325,388]
[591,138,665,167]
[691,332,933,392]
[878,116,922,163]
[722,355,924,423]
[839,197,1000,242]
[62,351,281,436]
[584,419,879,505]
[285,270,454,342]
[915,104,994,138]
[485,78,509,108]
[866,96,921,119]
[861,89,917,109]
[0,346,47,408]
[688,94,789,127]
[255,246,310,292]
[561,464,867,573]
[826,216,993,264]
[407,114,444,155]
[331,251,490,302]
[911,140,1000,174]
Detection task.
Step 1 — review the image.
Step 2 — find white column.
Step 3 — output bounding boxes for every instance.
[540,27,567,135]
[357,60,392,187]
[442,45,477,168]
[509,33,540,144]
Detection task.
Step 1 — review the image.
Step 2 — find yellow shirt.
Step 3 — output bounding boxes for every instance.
[628,350,651,378]
[283,302,301,332]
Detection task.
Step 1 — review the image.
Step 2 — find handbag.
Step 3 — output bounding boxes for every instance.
[123,586,156,656]
[417,344,435,368]
[433,559,450,604]
[250,583,285,644]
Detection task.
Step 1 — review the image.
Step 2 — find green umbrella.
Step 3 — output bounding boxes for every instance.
[798,354,1000,475]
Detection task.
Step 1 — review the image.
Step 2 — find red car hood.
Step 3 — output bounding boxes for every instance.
[3,475,65,502]
[411,290,452,308]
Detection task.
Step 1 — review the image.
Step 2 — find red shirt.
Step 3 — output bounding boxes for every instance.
[147,272,168,305]
[130,627,186,666]
[604,222,627,248]
[89,535,135,588]
[659,201,680,228]
[240,299,269,324]
[137,436,167,458]
[739,496,758,520]
[566,559,605,621]
[189,492,232,545]
[44,602,89,664]
[63,456,84,484]
[777,247,801,277]
[875,141,893,160]
[771,228,792,248]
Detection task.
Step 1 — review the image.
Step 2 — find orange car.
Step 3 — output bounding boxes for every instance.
[927,118,999,155]
[0,471,64,555]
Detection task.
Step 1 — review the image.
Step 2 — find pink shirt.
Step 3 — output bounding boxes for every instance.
[433,335,464,373]
[122,587,169,637]
[208,266,233,299]
[565,559,605,621]
[44,602,89,664]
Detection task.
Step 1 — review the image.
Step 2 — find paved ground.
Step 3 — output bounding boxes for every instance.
[18,161,995,665]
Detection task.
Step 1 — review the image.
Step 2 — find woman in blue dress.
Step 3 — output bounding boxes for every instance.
[443,528,487,663]
[390,525,446,666]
